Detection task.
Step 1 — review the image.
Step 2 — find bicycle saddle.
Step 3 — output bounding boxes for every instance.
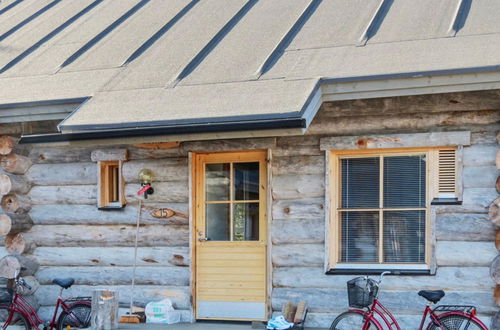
[52,278,75,289]
[418,290,445,303]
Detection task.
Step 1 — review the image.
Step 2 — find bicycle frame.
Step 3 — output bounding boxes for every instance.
[351,298,486,330]
[1,290,91,330]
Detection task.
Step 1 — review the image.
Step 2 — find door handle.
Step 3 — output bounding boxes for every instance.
[198,237,210,242]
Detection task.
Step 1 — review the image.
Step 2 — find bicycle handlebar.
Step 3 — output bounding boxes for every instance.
[18,277,32,291]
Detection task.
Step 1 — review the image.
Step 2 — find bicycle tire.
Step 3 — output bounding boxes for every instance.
[428,313,488,330]
[330,310,381,330]
[0,306,30,330]
[56,303,91,330]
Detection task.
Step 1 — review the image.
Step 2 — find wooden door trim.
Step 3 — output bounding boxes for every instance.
[190,150,269,321]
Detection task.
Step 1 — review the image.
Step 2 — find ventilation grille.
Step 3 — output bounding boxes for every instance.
[438,149,456,194]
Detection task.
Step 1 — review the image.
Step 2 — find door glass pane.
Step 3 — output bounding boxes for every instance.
[341,158,379,208]
[384,155,426,208]
[384,210,426,263]
[340,211,379,262]
[233,203,259,241]
[206,203,230,241]
[234,162,259,200]
[205,163,230,201]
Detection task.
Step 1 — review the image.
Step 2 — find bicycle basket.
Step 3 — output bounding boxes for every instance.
[347,277,378,308]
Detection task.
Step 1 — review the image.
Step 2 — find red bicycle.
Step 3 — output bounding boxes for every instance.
[0,270,91,330]
[330,272,488,330]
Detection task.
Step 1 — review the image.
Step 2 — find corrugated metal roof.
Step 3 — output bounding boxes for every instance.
[0,0,497,132]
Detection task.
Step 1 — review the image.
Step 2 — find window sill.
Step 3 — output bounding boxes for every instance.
[98,205,125,211]
[326,264,431,276]
[431,198,462,205]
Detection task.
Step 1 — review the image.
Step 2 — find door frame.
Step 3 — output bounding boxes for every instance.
[189,150,270,321]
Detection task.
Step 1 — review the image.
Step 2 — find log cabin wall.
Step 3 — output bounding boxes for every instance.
[1,90,498,327]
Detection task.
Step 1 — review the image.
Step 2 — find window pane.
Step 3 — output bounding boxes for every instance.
[383,210,426,263]
[340,211,379,263]
[205,163,230,201]
[233,203,259,241]
[206,203,230,241]
[234,162,259,200]
[341,158,379,208]
[384,155,426,208]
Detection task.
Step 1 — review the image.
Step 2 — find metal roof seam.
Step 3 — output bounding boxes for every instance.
[123,0,201,66]
[170,0,259,87]
[358,0,393,46]
[0,0,24,17]
[0,0,104,75]
[256,0,322,78]
[60,0,151,68]
[448,0,472,37]
[0,0,62,43]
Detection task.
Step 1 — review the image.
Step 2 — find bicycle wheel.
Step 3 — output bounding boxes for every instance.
[330,311,381,330]
[56,303,91,330]
[0,306,30,330]
[428,313,487,330]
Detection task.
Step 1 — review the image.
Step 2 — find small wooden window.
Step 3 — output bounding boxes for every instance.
[98,161,125,208]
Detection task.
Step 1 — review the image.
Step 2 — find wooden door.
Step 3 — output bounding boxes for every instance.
[194,151,267,320]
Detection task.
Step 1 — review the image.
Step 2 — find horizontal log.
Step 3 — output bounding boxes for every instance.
[125,182,188,203]
[122,158,188,183]
[272,144,323,157]
[33,246,190,266]
[272,155,324,175]
[127,145,185,159]
[272,198,325,220]
[29,185,97,205]
[0,154,32,174]
[463,144,499,167]
[471,129,500,145]
[30,203,188,225]
[462,188,499,213]
[29,146,185,163]
[35,285,191,309]
[320,131,471,150]
[271,219,324,244]
[26,163,96,185]
[0,213,33,235]
[436,241,496,267]
[29,147,92,164]
[24,225,189,247]
[272,288,496,314]
[181,137,276,152]
[36,266,189,286]
[463,166,499,188]
[0,136,17,155]
[272,244,324,267]
[0,173,31,195]
[91,149,128,162]
[273,266,493,291]
[309,110,500,136]
[1,194,31,214]
[320,90,500,117]
[436,213,495,241]
[272,174,324,200]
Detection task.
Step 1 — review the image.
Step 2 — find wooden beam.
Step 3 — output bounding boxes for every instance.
[91,149,128,162]
[320,131,471,150]
[133,142,180,149]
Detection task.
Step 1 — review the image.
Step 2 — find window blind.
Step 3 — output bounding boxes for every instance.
[339,154,427,265]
